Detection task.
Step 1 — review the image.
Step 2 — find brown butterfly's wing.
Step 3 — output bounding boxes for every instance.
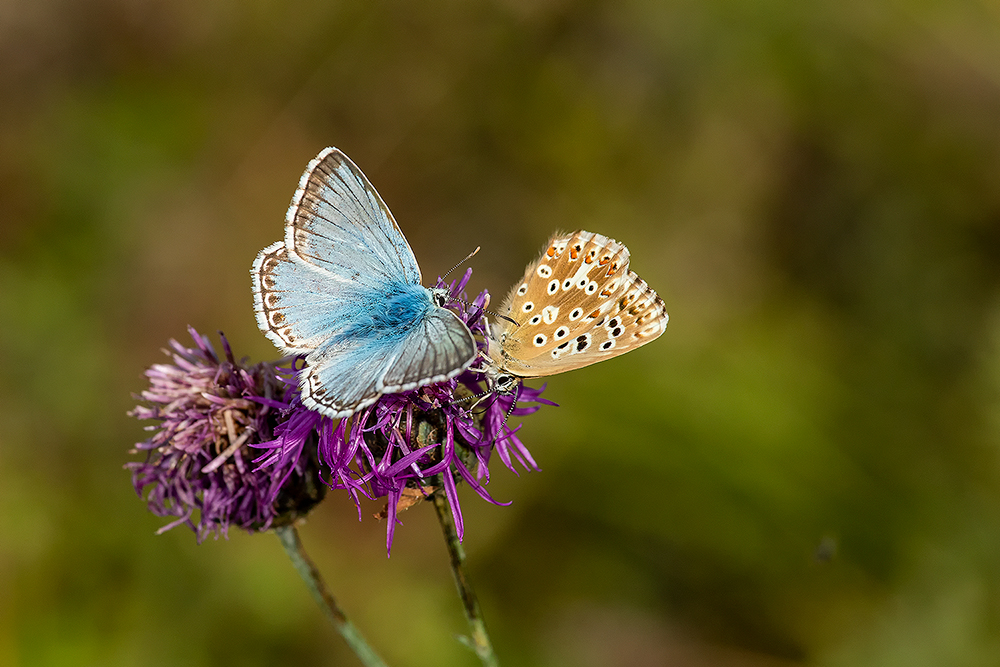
[488,230,667,378]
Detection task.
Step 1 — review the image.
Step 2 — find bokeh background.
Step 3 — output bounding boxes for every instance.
[4,1,1000,665]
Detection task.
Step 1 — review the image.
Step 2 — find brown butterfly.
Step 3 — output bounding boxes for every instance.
[484,230,667,391]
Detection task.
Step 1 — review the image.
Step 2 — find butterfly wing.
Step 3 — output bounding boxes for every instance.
[286,147,422,288]
[489,230,667,377]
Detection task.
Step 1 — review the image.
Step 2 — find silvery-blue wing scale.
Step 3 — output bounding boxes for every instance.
[285,148,422,288]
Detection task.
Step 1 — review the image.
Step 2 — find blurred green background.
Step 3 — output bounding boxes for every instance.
[3,1,1000,665]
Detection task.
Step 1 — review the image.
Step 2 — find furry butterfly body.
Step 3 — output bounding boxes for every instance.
[486,230,667,382]
[252,148,477,418]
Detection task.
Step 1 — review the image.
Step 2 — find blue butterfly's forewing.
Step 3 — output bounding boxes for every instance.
[251,148,476,418]
[285,148,421,288]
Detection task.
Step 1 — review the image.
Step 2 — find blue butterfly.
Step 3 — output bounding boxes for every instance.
[251,148,477,418]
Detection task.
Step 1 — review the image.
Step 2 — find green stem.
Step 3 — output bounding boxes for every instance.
[275,524,390,667]
[432,490,500,667]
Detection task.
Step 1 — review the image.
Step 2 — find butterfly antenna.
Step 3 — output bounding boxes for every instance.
[495,382,522,444]
[438,246,521,328]
[445,386,496,411]
[441,246,480,281]
[490,311,521,327]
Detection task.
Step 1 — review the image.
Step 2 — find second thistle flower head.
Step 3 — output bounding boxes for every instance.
[127,327,325,541]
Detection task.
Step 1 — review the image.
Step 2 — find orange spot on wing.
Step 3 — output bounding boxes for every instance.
[585,255,594,263]
[547,246,556,258]
[599,256,610,266]
[587,309,600,319]
[600,288,611,297]
[570,247,579,259]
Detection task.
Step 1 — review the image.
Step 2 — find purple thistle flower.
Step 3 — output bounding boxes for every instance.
[127,327,325,541]
[255,269,556,553]
[128,270,554,553]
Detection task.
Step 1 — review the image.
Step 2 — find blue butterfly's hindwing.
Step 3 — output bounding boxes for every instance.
[380,307,478,393]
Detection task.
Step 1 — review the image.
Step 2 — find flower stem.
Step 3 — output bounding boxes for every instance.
[275,524,390,667]
[431,490,500,667]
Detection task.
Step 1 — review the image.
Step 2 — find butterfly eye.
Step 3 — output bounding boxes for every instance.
[537,264,552,278]
[569,307,583,320]
[516,284,528,296]
[494,373,517,393]
[547,280,559,294]
[600,340,615,351]
[577,277,588,288]
[522,301,534,313]
[533,334,547,347]
[529,315,542,325]
[586,281,598,294]
[554,326,569,340]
